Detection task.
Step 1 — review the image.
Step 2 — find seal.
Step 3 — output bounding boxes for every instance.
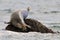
[9,7,31,31]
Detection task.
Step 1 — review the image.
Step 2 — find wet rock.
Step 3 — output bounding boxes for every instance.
[5,19,54,33]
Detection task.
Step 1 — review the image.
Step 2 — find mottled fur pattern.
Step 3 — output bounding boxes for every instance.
[6,19,54,33]
[24,19,54,33]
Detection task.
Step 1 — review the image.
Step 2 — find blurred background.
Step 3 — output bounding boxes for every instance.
[0,0,60,40]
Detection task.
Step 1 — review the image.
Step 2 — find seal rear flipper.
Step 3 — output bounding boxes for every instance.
[4,22,11,24]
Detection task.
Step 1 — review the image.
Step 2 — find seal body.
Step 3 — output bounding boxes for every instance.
[10,10,30,31]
